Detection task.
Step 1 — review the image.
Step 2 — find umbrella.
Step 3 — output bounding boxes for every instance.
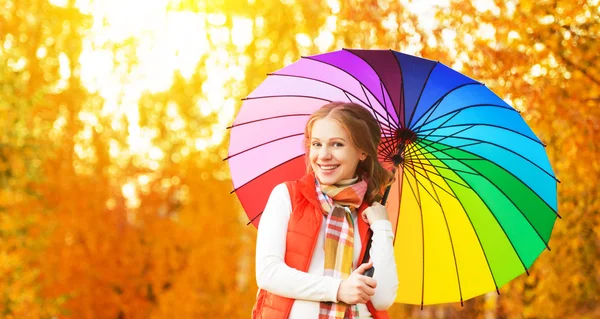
[226,49,559,306]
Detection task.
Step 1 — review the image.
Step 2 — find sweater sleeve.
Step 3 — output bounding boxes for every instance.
[368,220,399,310]
[255,183,343,302]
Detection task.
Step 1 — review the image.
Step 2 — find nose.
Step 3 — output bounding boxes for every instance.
[318,145,332,160]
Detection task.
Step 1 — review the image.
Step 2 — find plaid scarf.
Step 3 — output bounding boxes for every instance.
[316,177,367,319]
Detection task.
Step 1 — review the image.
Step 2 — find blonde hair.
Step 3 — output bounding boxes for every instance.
[304,102,395,204]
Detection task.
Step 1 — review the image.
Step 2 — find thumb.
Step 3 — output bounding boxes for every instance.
[354,260,373,275]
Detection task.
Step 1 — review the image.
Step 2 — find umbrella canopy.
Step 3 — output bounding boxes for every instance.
[226,49,559,306]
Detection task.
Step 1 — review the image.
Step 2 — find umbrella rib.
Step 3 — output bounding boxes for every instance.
[405,161,459,200]
[413,146,537,276]
[411,104,517,132]
[357,84,398,159]
[230,154,304,194]
[404,159,482,176]
[301,56,401,127]
[404,158,472,189]
[392,168,404,246]
[360,83,401,131]
[412,142,483,158]
[403,164,446,204]
[360,83,401,152]
[403,111,464,159]
[424,142,555,247]
[411,147,464,305]
[419,134,559,184]
[228,114,311,128]
[401,160,425,306]
[417,123,544,146]
[379,142,397,164]
[403,158,422,208]
[381,81,398,129]
[265,74,398,130]
[243,94,331,102]
[247,210,263,226]
[408,82,483,130]
[224,133,304,161]
[408,146,500,295]
[404,142,472,189]
[338,49,402,128]
[404,125,476,160]
[389,50,406,128]
[406,62,439,128]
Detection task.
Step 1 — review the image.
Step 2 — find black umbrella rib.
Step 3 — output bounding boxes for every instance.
[403,160,481,177]
[416,123,545,147]
[402,110,464,159]
[411,147,464,305]
[392,168,404,246]
[403,164,447,204]
[224,133,304,161]
[413,145,533,274]
[389,50,406,128]
[408,82,483,130]
[247,211,263,225]
[411,104,518,133]
[302,56,400,128]
[404,125,476,160]
[267,73,399,131]
[401,160,425,306]
[404,158,459,200]
[411,142,483,158]
[381,81,397,130]
[339,50,403,128]
[418,134,559,184]
[404,142,472,191]
[403,158,472,189]
[406,62,439,128]
[243,95,331,102]
[425,142,559,238]
[409,145,500,297]
[230,154,304,194]
[228,114,311,128]
[360,83,401,157]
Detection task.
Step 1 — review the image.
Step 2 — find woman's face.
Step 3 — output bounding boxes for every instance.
[309,117,366,185]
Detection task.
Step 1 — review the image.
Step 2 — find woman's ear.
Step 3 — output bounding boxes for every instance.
[359,153,367,161]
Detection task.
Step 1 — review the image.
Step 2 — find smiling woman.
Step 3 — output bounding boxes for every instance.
[253,102,398,319]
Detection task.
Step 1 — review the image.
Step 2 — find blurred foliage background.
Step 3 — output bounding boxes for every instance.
[0,0,598,318]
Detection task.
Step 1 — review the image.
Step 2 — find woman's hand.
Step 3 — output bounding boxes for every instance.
[361,202,389,225]
[336,261,377,304]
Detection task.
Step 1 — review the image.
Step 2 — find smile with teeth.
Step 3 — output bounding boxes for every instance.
[319,164,339,171]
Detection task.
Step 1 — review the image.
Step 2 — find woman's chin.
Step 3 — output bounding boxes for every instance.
[316,171,340,185]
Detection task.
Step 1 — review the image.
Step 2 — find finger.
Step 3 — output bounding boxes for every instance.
[359,291,370,303]
[361,211,369,223]
[362,277,377,288]
[354,261,373,274]
[360,284,375,296]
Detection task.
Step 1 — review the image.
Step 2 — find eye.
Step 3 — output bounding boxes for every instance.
[332,142,344,147]
[311,142,321,147]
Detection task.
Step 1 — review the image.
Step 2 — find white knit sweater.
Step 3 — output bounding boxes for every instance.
[255,183,399,318]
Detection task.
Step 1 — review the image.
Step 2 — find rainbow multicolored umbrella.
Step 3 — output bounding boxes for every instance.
[226,49,559,306]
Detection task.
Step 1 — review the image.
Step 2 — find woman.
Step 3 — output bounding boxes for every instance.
[253,102,399,319]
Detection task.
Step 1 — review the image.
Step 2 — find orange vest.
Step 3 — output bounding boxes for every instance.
[252,174,390,319]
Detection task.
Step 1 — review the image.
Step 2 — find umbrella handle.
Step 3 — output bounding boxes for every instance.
[381,184,392,205]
